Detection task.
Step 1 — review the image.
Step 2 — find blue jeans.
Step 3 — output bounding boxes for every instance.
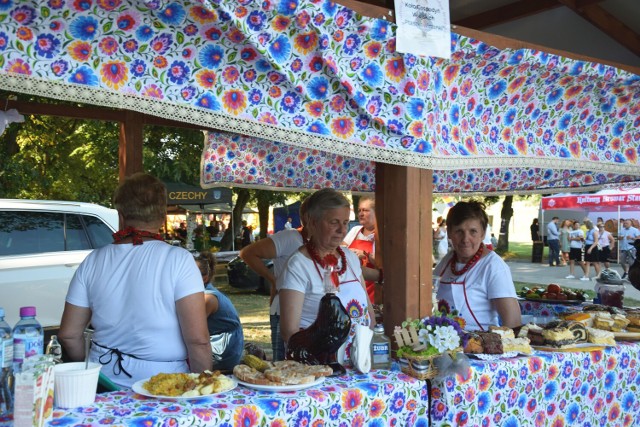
[270,314,285,361]
[548,239,560,266]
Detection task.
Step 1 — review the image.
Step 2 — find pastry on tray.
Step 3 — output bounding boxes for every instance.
[626,310,640,332]
[463,331,503,354]
[502,337,532,354]
[233,360,332,386]
[541,320,587,347]
[586,327,616,346]
[517,324,545,346]
[489,325,515,339]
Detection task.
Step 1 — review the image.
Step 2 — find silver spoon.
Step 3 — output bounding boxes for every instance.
[83,330,93,369]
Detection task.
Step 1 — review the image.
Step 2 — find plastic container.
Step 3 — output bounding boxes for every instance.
[53,362,101,408]
[0,307,13,417]
[12,306,44,373]
[370,324,391,370]
[596,283,625,308]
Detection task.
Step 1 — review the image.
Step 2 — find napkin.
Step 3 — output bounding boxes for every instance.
[351,324,373,373]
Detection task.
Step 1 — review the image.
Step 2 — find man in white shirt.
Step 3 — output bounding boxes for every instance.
[284,217,293,230]
[618,218,640,279]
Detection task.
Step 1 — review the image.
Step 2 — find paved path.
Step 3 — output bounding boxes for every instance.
[507,260,640,301]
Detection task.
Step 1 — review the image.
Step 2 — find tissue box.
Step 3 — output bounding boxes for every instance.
[13,355,55,427]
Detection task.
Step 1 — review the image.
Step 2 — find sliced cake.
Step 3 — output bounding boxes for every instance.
[586,327,615,346]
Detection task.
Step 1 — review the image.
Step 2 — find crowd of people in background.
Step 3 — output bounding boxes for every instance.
[538,215,638,282]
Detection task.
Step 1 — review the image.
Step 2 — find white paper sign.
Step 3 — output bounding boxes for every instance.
[395,0,451,59]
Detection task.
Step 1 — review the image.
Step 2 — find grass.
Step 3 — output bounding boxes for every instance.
[497,241,534,260]
[213,268,272,355]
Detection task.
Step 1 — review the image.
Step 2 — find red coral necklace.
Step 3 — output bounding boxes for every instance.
[450,243,484,276]
[113,226,163,245]
[306,240,347,287]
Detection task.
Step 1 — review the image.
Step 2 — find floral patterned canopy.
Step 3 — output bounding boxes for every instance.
[0,0,638,194]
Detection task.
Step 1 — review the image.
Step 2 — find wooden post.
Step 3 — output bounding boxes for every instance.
[376,163,433,343]
[119,110,144,181]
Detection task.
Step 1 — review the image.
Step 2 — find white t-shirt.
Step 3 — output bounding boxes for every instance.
[279,249,370,362]
[619,226,640,251]
[66,241,203,387]
[269,229,304,315]
[569,229,585,249]
[343,226,376,253]
[435,251,516,331]
[279,249,365,329]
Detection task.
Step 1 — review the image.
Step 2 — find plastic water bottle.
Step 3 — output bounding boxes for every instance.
[12,307,44,373]
[0,307,13,417]
[370,324,391,370]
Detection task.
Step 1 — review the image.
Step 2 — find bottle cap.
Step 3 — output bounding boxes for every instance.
[20,306,36,317]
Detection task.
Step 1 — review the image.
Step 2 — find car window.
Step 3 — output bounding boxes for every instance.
[66,214,91,251]
[0,211,64,255]
[83,214,115,248]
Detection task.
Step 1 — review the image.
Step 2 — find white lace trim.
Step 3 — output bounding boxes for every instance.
[2,73,640,180]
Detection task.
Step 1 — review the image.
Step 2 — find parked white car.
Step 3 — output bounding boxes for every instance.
[0,199,119,330]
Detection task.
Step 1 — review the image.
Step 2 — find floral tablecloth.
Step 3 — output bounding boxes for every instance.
[518,300,585,317]
[431,342,640,427]
[44,370,428,427]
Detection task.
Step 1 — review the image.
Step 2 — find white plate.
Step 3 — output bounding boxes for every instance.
[234,375,325,392]
[613,331,640,341]
[132,375,237,399]
[532,343,607,352]
[467,351,519,361]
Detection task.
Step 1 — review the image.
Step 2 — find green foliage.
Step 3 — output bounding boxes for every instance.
[0,114,119,205]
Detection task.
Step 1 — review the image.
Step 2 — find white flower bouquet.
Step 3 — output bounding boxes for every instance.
[394,310,466,380]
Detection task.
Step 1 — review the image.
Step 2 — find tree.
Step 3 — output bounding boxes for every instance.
[219,188,251,251]
[0,113,119,204]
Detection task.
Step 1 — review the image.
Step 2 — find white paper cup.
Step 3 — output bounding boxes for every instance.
[54,362,101,408]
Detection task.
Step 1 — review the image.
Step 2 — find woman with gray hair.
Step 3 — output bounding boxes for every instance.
[434,200,521,330]
[279,188,375,364]
[59,173,212,388]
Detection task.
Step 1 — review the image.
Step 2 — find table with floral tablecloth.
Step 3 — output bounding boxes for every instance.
[518,299,585,317]
[44,370,428,427]
[430,342,640,427]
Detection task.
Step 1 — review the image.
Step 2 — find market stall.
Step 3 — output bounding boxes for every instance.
[540,187,640,235]
[0,0,639,425]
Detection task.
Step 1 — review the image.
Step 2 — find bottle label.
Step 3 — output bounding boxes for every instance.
[1,339,12,369]
[13,335,44,366]
[372,342,390,363]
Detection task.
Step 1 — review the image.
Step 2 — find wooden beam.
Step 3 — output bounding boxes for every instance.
[453,0,560,29]
[119,110,144,182]
[378,163,433,346]
[558,0,640,57]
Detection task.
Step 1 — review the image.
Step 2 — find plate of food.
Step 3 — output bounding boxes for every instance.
[234,375,325,392]
[232,359,333,392]
[532,343,607,352]
[132,371,237,399]
[520,284,588,305]
[466,351,520,361]
[613,331,640,341]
